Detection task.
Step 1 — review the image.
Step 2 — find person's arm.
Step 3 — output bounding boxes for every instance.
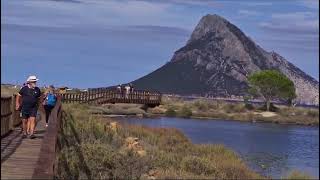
[15,87,24,110]
[15,94,21,110]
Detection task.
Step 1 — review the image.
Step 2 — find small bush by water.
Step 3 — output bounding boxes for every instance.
[178,105,193,118]
[165,107,177,117]
[282,170,314,180]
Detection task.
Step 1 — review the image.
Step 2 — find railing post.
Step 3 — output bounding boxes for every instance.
[9,96,13,130]
[86,91,89,103]
[68,93,71,103]
[72,93,75,103]
[76,94,79,103]
[65,93,68,103]
[87,91,90,104]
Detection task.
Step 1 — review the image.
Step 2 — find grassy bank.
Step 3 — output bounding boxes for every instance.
[155,96,319,126]
[89,96,319,126]
[57,103,264,179]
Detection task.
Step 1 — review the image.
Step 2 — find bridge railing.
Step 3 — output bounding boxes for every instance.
[59,89,162,105]
[1,95,21,137]
[32,95,62,179]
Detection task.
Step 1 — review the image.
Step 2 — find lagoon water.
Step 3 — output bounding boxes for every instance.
[116,117,319,178]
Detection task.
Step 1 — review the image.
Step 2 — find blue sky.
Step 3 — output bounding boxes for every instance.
[1,0,319,88]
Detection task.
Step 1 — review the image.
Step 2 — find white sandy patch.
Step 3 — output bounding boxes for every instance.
[253,112,277,117]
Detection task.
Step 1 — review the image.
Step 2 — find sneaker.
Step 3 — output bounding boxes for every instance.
[45,123,48,127]
[29,134,35,139]
[22,134,27,138]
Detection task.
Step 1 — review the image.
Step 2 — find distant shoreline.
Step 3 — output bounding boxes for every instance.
[163,94,319,109]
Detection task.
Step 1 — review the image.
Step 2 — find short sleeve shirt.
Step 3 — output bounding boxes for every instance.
[125,86,130,92]
[19,86,41,108]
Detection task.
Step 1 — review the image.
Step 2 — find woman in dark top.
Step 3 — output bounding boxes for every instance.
[16,75,41,139]
[43,85,57,127]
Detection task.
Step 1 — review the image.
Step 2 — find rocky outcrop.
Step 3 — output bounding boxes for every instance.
[132,14,319,105]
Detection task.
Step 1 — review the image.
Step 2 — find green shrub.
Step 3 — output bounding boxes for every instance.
[258,103,279,112]
[307,110,319,118]
[193,100,209,111]
[165,107,177,117]
[283,170,313,179]
[181,156,216,175]
[223,104,236,113]
[178,106,193,118]
[244,104,255,110]
[243,95,250,104]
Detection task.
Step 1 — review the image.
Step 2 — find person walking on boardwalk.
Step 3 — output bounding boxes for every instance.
[43,85,57,127]
[15,75,41,139]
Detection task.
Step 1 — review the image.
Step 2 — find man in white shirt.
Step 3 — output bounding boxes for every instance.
[125,84,130,99]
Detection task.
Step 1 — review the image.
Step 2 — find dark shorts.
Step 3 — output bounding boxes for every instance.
[21,107,38,119]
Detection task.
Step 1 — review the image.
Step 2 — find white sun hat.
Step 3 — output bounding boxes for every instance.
[26,75,39,82]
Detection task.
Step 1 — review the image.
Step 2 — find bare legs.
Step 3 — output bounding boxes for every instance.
[22,119,28,135]
[27,117,36,136]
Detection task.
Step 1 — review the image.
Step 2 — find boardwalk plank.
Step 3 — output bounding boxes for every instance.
[1,112,46,180]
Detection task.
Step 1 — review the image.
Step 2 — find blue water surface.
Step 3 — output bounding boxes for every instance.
[115,117,319,178]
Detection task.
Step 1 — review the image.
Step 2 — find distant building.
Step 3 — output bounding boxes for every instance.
[58,87,69,94]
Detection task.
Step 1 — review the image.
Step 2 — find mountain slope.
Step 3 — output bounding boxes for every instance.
[132,14,319,105]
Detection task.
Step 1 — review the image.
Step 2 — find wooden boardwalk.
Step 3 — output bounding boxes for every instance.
[1,112,46,179]
[1,88,161,179]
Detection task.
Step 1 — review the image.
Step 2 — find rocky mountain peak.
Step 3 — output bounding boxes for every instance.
[187,14,228,44]
[132,14,319,105]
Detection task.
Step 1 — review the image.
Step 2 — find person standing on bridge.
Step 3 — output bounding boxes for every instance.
[130,83,134,93]
[125,84,130,99]
[15,75,41,139]
[43,85,57,127]
[117,84,122,98]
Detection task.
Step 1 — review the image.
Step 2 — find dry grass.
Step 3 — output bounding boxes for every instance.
[158,97,319,126]
[85,96,319,125]
[88,104,146,116]
[57,103,264,179]
[282,170,314,179]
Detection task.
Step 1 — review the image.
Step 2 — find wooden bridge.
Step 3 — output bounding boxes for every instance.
[59,88,162,107]
[1,88,161,179]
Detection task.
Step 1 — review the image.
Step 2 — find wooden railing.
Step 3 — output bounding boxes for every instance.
[1,95,21,137]
[32,96,62,179]
[59,89,162,106]
[24,88,161,179]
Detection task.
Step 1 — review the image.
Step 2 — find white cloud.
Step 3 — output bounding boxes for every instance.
[271,12,316,20]
[217,0,273,6]
[298,0,319,9]
[260,12,319,34]
[238,10,260,16]
[245,2,273,6]
[133,0,220,7]
[1,0,177,28]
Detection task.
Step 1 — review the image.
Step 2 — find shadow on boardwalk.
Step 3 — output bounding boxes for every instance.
[1,113,46,179]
